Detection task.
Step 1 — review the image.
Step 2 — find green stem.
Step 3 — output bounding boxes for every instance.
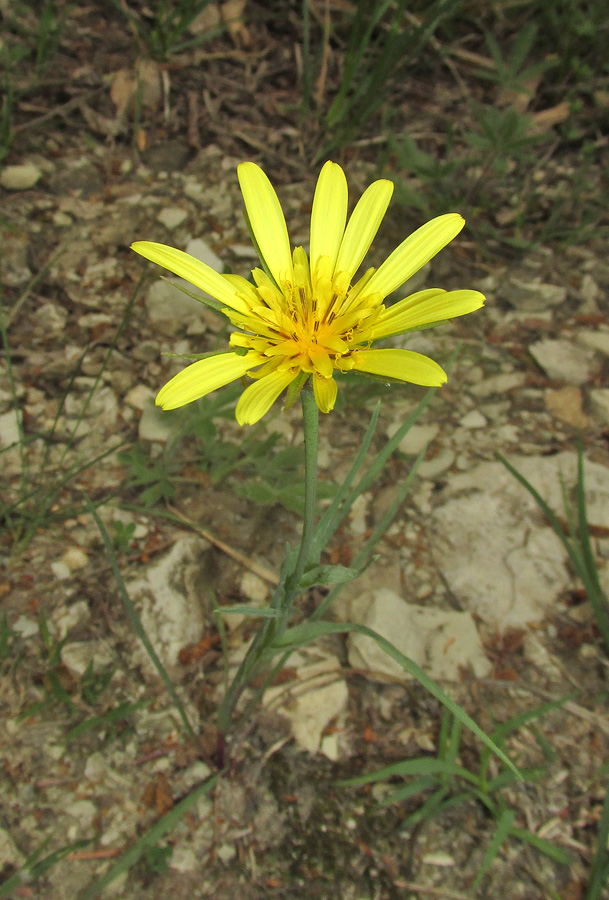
[217,386,319,736]
[284,386,318,600]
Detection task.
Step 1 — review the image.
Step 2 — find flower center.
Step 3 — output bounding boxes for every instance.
[228,249,384,378]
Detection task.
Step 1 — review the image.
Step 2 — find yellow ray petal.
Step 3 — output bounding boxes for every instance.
[131,242,247,312]
[351,348,447,386]
[310,161,348,280]
[156,352,258,409]
[313,374,337,413]
[335,178,393,280]
[371,289,485,340]
[364,214,465,300]
[235,369,298,425]
[237,162,293,289]
[308,344,333,377]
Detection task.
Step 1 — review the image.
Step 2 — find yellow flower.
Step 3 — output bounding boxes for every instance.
[132,162,484,426]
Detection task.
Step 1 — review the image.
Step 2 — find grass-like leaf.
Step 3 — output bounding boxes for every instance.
[86,496,197,743]
[471,808,515,891]
[497,447,609,657]
[78,773,221,900]
[271,620,520,778]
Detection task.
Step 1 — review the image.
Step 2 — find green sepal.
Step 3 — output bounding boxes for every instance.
[298,563,361,590]
[215,605,279,619]
[403,319,448,333]
[282,371,310,413]
[162,350,226,362]
[160,276,226,313]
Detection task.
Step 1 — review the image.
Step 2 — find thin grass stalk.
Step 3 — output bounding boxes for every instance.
[310,400,380,559]
[586,778,609,900]
[86,496,198,744]
[58,274,142,471]
[497,451,609,656]
[0,282,28,515]
[216,388,319,736]
[301,0,313,117]
[313,441,427,622]
[283,387,318,603]
[77,772,221,900]
[313,382,438,555]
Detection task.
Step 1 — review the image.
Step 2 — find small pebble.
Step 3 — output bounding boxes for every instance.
[61,547,89,571]
[0,162,42,190]
[51,561,71,580]
[459,410,487,429]
[158,206,187,230]
[13,616,38,638]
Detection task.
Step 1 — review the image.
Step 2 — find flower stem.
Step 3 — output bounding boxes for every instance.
[285,386,318,598]
[216,386,319,738]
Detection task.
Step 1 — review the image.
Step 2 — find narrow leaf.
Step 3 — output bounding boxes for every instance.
[471,808,515,891]
[272,621,520,777]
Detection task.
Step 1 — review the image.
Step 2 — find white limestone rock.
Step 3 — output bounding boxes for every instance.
[158,206,187,230]
[348,588,490,682]
[0,162,42,190]
[127,536,209,674]
[264,650,348,759]
[590,389,609,425]
[503,279,566,311]
[430,453,609,631]
[145,279,203,335]
[185,237,224,273]
[0,409,21,448]
[577,329,609,357]
[138,402,173,442]
[459,410,487,429]
[529,339,596,385]
[386,422,439,455]
[61,641,113,676]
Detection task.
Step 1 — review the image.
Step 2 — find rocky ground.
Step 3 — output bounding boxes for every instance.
[1,4,609,899]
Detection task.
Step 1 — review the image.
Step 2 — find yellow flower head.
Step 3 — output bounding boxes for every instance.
[132,161,484,425]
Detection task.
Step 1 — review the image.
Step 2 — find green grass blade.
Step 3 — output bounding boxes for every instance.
[401,786,451,830]
[509,825,570,865]
[313,443,430,623]
[499,450,609,655]
[311,401,380,559]
[378,775,439,807]
[496,453,574,559]
[480,696,569,782]
[574,440,609,651]
[338,756,479,787]
[78,773,220,900]
[273,621,520,778]
[587,779,609,900]
[486,766,546,794]
[58,277,141,471]
[0,283,28,503]
[85,496,197,743]
[490,696,571,745]
[471,808,515,891]
[215,605,280,619]
[437,706,452,758]
[64,699,148,744]
[0,839,91,898]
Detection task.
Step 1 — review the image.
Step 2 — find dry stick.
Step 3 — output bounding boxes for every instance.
[165,503,279,586]
[484,679,609,738]
[13,86,105,133]
[392,882,470,900]
[5,246,65,329]
[186,90,201,148]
